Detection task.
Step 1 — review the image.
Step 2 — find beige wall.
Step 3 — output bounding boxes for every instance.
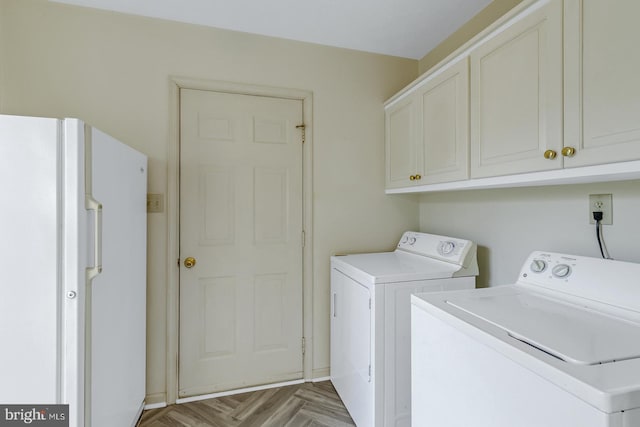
[0,0,419,403]
[420,181,640,286]
[0,2,6,109]
[418,0,525,73]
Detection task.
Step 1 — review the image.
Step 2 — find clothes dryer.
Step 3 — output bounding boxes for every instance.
[330,231,478,426]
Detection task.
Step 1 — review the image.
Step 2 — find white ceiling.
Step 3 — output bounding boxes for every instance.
[50,0,492,59]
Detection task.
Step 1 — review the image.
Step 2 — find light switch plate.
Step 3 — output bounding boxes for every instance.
[147,193,164,213]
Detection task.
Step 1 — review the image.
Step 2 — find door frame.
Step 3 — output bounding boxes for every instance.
[166,77,314,404]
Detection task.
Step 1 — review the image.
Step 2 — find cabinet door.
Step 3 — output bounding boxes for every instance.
[470,0,563,178]
[564,0,640,167]
[385,96,421,188]
[419,58,470,184]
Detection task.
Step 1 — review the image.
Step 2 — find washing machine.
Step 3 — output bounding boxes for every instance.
[411,251,640,427]
[330,231,478,427]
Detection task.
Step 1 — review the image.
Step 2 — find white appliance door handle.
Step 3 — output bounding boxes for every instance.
[86,196,103,280]
[333,293,337,317]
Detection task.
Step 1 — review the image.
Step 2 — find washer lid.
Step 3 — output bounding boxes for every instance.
[447,292,640,365]
[332,251,461,284]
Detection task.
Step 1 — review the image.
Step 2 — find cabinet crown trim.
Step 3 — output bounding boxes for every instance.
[385,0,545,109]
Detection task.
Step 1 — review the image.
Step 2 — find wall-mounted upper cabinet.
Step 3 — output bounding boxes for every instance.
[563,0,640,167]
[470,0,563,179]
[385,0,640,193]
[385,58,469,188]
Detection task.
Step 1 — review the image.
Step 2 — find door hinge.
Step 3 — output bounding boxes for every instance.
[302,230,306,248]
[302,337,306,356]
[177,258,180,267]
[296,124,306,144]
[368,365,372,382]
[369,298,372,310]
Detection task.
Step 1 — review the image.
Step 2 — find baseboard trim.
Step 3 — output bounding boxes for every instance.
[311,367,330,379]
[176,379,305,404]
[310,376,330,383]
[143,402,167,410]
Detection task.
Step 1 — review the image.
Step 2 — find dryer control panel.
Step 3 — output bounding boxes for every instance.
[396,231,475,267]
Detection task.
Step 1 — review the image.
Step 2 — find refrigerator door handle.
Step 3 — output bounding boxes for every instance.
[86,196,103,280]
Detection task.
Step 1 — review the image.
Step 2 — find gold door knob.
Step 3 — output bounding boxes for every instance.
[409,175,416,181]
[561,146,576,157]
[415,174,422,180]
[183,257,196,268]
[543,149,557,160]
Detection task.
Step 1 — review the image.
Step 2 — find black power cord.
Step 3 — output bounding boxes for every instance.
[592,211,612,259]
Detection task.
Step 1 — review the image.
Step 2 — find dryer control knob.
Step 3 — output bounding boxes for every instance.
[552,264,572,278]
[438,241,456,256]
[530,259,547,273]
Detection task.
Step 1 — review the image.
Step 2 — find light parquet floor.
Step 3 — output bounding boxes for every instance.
[138,381,355,427]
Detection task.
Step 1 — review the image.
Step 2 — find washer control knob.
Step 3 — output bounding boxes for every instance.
[438,241,456,256]
[552,264,572,278]
[530,259,547,273]
[409,236,417,245]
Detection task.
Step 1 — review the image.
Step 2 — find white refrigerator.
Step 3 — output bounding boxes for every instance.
[0,114,147,427]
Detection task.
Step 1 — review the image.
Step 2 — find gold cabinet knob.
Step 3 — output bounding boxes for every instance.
[561,146,576,157]
[183,257,196,268]
[409,175,416,181]
[415,174,422,180]
[543,149,557,160]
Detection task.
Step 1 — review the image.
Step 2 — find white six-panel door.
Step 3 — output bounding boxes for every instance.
[179,89,304,397]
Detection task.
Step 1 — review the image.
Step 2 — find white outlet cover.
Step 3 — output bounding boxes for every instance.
[589,194,612,225]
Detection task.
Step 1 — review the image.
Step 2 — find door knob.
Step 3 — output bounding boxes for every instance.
[561,146,576,157]
[184,257,196,268]
[543,149,557,160]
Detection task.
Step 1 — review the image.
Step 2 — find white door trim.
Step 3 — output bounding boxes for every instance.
[166,77,313,404]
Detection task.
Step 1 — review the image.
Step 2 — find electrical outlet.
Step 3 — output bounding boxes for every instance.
[147,193,164,213]
[589,194,612,225]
